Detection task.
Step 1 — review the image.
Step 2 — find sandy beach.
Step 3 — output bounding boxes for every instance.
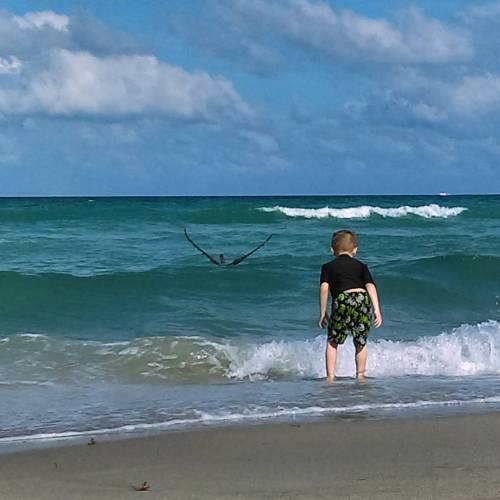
[1,413,500,500]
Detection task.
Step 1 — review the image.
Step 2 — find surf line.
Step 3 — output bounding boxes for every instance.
[184,228,273,266]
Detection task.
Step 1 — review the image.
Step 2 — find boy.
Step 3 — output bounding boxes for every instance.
[318,230,382,381]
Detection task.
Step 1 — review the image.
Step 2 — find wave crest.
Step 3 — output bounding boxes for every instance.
[259,204,467,219]
[1,321,499,383]
[226,321,500,379]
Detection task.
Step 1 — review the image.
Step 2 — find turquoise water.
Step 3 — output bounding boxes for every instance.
[0,195,499,445]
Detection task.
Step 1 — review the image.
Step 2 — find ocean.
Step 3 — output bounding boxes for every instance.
[0,195,499,447]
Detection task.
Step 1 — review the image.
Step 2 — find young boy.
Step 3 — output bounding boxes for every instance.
[318,230,382,381]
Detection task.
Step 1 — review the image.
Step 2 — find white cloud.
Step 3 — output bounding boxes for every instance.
[0,9,137,57]
[0,10,69,56]
[169,7,282,75]
[13,11,69,32]
[448,74,500,115]
[0,9,252,123]
[239,129,279,153]
[390,69,500,121]
[411,102,446,123]
[0,56,21,74]
[227,0,473,64]
[0,49,252,121]
[462,1,500,20]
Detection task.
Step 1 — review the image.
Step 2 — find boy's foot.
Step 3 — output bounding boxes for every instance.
[326,376,335,384]
[356,370,366,381]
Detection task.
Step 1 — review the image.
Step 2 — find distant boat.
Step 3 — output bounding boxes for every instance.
[438,192,449,196]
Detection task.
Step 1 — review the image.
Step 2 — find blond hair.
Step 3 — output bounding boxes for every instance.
[331,230,358,256]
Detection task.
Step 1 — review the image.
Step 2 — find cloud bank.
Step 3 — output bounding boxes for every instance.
[0,49,252,120]
[0,9,252,122]
[226,0,473,64]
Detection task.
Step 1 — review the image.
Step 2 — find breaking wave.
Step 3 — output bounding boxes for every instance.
[1,321,499,384]
[259,204,467,219]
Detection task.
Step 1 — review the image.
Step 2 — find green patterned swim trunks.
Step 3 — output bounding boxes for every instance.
[328,291,373,348]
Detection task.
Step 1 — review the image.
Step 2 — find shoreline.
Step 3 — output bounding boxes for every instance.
[3,397,500,456]
[1,412,500,499]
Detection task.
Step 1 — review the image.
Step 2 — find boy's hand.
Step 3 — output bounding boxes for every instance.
[374,311,383,328]
[318,313,328,329]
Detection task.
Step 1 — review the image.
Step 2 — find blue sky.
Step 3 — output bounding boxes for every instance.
[0,0,499,195]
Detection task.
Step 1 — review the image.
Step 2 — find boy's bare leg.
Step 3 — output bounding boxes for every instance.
[325,340,337,382]
[355,344,367,379]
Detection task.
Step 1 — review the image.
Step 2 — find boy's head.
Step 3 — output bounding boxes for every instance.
[331,230,358,256]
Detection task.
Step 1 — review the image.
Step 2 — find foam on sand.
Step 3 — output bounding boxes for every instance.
[2,395,500,446]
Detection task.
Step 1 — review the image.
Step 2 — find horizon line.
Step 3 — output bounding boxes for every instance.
[0,193,498,199]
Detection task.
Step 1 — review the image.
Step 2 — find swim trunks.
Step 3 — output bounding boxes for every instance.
[327,291,372,348]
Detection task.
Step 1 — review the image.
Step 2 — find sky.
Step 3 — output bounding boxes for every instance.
[0,0,499,196]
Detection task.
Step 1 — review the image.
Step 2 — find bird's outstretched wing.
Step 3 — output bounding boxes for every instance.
[184,228,221,266]
[229,234,273,266]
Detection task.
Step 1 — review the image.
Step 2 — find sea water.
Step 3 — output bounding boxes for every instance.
[0,195,499,446]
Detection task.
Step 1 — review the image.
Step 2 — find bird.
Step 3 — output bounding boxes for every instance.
[184,228,273,266]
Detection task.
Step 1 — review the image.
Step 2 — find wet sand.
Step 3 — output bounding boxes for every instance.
[1,413,500,499]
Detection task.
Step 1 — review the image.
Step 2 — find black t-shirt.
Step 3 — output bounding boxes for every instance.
[320,254,375,299]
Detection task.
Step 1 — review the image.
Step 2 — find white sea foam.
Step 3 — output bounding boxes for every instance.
[259,204,467,219]
[18,333,48,339]
[1,321,499,383]
[2,321,500,447]
[223,320,500,379]
[2,394,500,446]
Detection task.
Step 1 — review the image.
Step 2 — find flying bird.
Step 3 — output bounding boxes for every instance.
[184,228,272,266]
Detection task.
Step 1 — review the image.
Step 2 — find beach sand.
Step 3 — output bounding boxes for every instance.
[1,413,500,500]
